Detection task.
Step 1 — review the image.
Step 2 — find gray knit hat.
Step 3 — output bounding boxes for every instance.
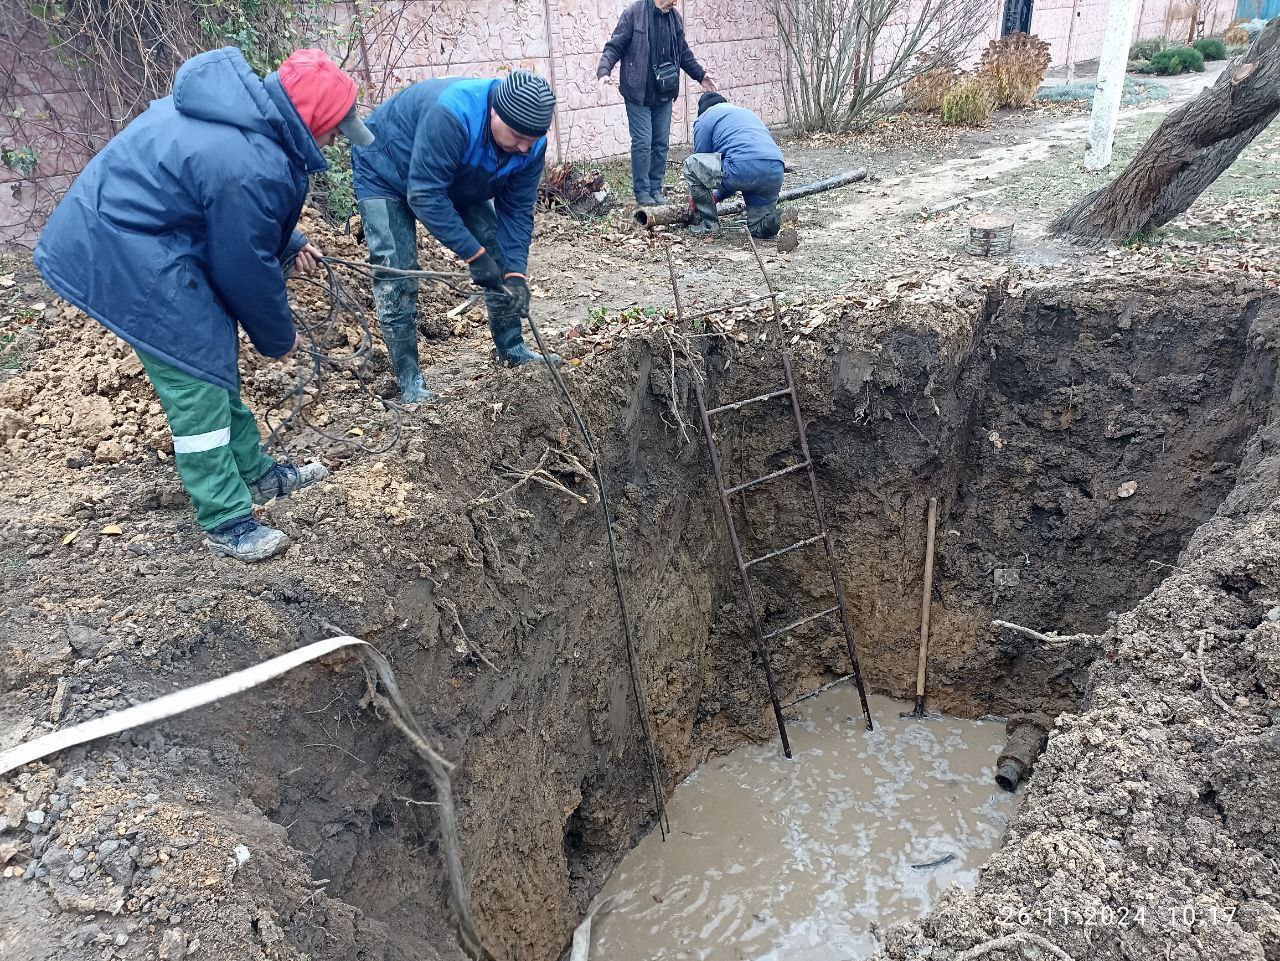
[492,70,556,137]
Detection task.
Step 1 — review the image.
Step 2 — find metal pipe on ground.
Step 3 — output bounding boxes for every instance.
[995,713,1053,792]
[633,167,869,228]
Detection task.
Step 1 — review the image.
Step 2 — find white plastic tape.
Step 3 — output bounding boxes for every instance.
[0,636,369,776]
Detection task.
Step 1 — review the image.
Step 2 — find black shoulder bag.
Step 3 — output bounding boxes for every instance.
[649,3,681,100]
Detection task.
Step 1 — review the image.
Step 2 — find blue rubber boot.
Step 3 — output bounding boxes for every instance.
[488,299,559,367]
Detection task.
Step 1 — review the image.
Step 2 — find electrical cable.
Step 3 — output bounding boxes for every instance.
[279,255,671,837]
[525,313,671,839]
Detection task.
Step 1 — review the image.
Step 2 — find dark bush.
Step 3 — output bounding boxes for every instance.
[1149,46,1206,74]
[1193,37,1228,60]
[1129,37,1168,60]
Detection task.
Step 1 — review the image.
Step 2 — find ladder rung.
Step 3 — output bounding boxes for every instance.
[745,533,827,568]
[726,461,809,495]
[763,605,841,641]
[707,387,792,417]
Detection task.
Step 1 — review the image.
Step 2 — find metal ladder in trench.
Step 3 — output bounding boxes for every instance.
[664,236,874,759]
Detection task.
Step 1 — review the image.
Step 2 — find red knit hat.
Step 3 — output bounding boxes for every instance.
[278,49,358,139]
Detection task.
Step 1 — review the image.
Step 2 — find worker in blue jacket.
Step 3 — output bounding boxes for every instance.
[34,47,373,563]
[684,92,785,239]
[352,71,558,404]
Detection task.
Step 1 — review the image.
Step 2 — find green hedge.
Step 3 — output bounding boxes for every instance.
[1149,46,1206,74]
[1193,37,1228,60]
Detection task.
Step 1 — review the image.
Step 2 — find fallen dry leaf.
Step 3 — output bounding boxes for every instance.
[100,524,123,536]
[61,531,78,546]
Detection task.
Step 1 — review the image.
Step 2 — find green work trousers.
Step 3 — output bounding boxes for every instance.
[137,350,275,531]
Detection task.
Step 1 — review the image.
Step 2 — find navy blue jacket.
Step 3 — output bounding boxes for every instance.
[34,47,320,392]
[693,103,784,179]
[351,78,546,276]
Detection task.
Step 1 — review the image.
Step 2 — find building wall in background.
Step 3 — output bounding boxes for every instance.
[1026,0,1234,68]
[0,0,1253,245]
[354,0,787,162]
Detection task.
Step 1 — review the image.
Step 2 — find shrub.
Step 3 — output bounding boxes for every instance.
[1035,76,1170,107]
[314,143,356,223]
[1149,46,1206,74]
[904,65,962,112]
[1224,23,1249,46]
[1129,37,1168,60]
[1193,37,1227,60]
[977,32,1052,108]
[941,76,995,126]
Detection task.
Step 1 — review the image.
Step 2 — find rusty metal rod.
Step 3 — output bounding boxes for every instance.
[725,460,810,495]
[634,167,869,228]
[763,605,841,642]
[707,386,792,417]
[745,533,827,568]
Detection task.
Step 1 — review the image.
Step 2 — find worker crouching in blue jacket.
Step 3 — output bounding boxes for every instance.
[34,47,374,563]
[351,71,559,404]
[684,93,785,239]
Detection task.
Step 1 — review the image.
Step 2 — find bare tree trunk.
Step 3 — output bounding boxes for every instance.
[1049,18,1280,241]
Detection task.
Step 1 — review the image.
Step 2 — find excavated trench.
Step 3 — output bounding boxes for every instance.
[202,276,1274,961]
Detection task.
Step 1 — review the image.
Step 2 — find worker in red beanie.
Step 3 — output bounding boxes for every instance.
[35,46,374,563]
[279,48,374,149]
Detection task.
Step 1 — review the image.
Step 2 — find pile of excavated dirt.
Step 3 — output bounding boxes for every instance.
[2,230,1279,961]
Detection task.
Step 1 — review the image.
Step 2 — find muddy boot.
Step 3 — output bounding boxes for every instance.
[747,204,783,241]
[249,460,330,506]
[379,320,433,404]
[490,310,559,367]
[688,186,720,237]
[205,517,290,563]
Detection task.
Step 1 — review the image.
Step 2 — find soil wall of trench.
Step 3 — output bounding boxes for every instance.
[1,274,1277,961]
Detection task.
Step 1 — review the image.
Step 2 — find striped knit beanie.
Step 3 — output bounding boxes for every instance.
[492,70,556,137]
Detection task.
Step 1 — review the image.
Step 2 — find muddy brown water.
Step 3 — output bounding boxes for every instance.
[588,690,1016,961]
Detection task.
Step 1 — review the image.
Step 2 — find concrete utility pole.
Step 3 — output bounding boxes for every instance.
[1084,0,1140,170]
[1064,0,1082,85]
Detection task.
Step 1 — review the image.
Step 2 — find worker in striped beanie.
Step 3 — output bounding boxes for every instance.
[352,70,559,402]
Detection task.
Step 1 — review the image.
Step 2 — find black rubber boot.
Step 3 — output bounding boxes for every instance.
[688,185,720,237]
[379,320,433,403]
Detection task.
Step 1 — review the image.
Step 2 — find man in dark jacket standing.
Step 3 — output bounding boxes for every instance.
[598,0,715,207]
[351,71,558,403]
[34,47,373,563]
[684,92,785,239]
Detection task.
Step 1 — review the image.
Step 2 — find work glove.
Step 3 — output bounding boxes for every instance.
[504,276,530,317]
[468,252,506,291]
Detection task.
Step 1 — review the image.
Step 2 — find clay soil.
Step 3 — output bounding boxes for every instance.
[4,73,1280,961]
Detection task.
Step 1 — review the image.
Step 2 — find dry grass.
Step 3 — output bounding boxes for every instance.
[941,76,995,126]
[1224,23,1249,46]
[903,66,963,112]
[978,32,1052,109]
